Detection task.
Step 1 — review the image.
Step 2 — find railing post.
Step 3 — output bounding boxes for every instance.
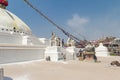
[0,68,4,80]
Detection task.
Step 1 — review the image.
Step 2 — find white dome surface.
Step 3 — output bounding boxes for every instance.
[0,8,31,34]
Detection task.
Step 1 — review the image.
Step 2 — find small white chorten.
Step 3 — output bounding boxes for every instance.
[95,43,109,57]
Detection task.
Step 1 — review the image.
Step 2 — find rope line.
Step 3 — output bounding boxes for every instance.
[23,0,82,42]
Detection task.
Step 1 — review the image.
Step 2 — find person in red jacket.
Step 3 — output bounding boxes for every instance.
[0,0,8,9]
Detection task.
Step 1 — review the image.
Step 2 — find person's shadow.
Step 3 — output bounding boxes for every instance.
[3,76,13,80]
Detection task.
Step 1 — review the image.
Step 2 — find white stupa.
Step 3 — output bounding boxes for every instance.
[0,1,78,64]
[0,1,48,64]
[95,43,109,57]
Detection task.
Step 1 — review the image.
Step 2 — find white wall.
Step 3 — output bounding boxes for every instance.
[0,32,22,45]
[45,46,64,61]
[0,46,45,64]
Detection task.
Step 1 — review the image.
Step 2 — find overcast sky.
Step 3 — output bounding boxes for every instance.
[7,0,120,40]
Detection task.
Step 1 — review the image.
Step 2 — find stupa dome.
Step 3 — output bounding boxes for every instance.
[0,8,32,34]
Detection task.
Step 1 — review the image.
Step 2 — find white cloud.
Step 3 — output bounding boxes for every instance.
[84,15,120,40]
[67,14,89,27]
[65,7,120,40]
[66,14,89,40]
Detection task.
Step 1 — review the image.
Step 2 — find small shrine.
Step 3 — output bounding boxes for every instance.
[67,38,75,47]
[95,43,110,57]
[45,32,64,61]
[83,43,97,62]
[50,32,62,46]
